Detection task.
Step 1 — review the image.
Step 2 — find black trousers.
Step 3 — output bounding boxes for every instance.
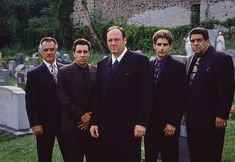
[187,127,225,162]
[36,133,64,162]
[145,129,179,162]
[61,131,98,162]
[99,137,141,162]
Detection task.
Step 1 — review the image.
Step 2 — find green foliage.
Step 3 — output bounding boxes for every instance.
[190,4,200,28]
[200,19,220,29]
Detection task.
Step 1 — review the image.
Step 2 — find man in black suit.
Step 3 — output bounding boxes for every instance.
[144,29,187,162]
[57,38,97,162]
[25,37,64,162]
[90,26,152,162]
[186,27,234,162]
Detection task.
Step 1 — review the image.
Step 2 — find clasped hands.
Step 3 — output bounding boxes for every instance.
[78,112,92,130]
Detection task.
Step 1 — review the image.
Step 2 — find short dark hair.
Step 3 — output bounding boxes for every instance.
[152,29,174,45]
[106,26,126,38]
[189,27,209,41]
[72,38,91,52]
[38,37,58,52]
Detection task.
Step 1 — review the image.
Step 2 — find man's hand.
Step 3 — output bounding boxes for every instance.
[90,125,99,138]
[163,124,176,136]
[134,125,146,138]
[215,117,227,129]
[78,112,92,130]
[31,125,43,136]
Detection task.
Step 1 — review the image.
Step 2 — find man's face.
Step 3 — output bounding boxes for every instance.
[153,38,172,59]
[190,34,210,56]
[41,41,57,64]
[107,28,127,57]
[73,44,90,67]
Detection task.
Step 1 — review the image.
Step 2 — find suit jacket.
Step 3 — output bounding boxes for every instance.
[57,62,96,134]
[185,46,234,131]
[25,62,63,134]
[93,50,152,140]
[150,56,187,131]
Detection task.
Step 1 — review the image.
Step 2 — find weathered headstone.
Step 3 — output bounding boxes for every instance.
[207,29,218,48]
[17,72,26,88]
[0,69,10,86]
[25,65,34,73]
[8,60,17,74]
[0,86,30,135]
[32,57,40,67]
[15,53,25,65]
[61,53,72,64]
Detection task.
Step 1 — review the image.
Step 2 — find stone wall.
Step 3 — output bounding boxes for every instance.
[71,0,235,27]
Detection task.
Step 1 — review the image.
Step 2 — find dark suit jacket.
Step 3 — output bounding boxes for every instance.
[25,62,63,134]
[185,46,234,131]
[93,50,152,140]
[149,56,187,131]
[57,62,96,134]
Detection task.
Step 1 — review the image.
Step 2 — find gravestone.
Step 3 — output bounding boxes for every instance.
[25,65,34,73]
[207,29,218,48]
[61,53,72,64]
[8,60,17,74]
[0,86,30,135]
[0,69,10,86]
[32,57,40,67]
[17,72,26,88]
[15,53,25,65]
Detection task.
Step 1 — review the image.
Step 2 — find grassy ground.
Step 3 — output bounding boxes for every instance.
[0,120,235,162]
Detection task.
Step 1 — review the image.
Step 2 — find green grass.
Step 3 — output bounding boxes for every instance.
[0,120,234,162]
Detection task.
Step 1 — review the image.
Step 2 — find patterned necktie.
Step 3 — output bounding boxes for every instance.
[50,64,57,82]
[189,57,201,86]
[112,59,119,72]
[153,60,160,85]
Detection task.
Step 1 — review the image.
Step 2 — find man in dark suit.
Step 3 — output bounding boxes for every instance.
[57,38,97,162]
[90,26,152,162]
[144,29,187,162]
[186,27,234,162]
[25,37,64,162]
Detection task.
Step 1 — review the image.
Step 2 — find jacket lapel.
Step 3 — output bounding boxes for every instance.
[190,47,216,87]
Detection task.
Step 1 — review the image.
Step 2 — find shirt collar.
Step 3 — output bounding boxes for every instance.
[43,60,57,69]
[111,47,127,64]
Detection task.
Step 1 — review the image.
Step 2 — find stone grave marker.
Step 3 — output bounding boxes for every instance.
[15,53,25,65]
[8,60,17,74]
[0,86,30,135]
[0,69,10,86]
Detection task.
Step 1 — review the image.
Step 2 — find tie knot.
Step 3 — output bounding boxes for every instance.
[112,60,119,72]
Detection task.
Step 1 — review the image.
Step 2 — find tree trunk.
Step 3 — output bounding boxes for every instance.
[81,0,106,54]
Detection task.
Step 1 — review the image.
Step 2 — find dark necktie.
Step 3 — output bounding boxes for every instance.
[153,60,160,85]
[189,57,201,86]
[112,60,119,72]
[82,68,88,87]
[50,64,57,82]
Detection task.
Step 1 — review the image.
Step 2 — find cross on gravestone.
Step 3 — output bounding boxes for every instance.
[0,69,10,86]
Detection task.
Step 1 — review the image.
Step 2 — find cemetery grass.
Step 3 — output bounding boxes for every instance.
[0,120,235,162]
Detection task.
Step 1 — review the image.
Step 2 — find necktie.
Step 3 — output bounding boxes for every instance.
[189,57,201,86]
[50,64,57,82]
[153,60,160,85]
[112,60,119,72]
[81,68,88,88]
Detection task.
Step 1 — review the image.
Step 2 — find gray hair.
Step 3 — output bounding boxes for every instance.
[38,37,58,53]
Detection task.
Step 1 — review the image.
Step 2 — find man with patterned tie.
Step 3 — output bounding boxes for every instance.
[25,37,64,162]
[57,38,97,162]
[145,29,187,162]
[90,26,152,162]
[185,27,234,162]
